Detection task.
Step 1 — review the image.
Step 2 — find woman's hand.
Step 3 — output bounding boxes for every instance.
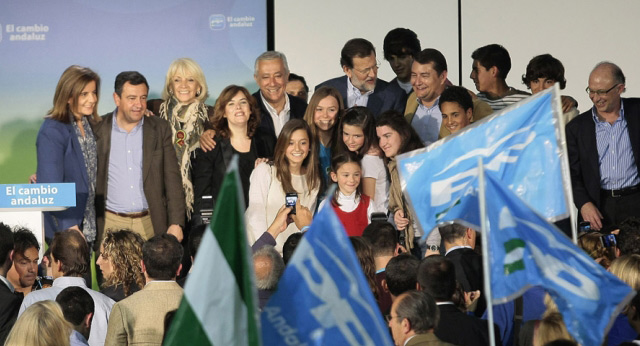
[254,158,269,168]
[394,209,409,230]
[199,129,217,152]
[29,173,37,184]
[366,146,383,157]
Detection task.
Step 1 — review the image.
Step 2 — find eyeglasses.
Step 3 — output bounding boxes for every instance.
[385,314,402,322]
[352,60,380,76]
[586,84,620,96]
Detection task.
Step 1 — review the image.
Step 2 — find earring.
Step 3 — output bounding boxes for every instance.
[196,90,201,97]
[169,89,174,96]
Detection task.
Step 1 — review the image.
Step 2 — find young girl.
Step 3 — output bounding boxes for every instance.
[303,86,344,186]
[335,106,389,213]
[319,151,375,236]
[245,119,321,254]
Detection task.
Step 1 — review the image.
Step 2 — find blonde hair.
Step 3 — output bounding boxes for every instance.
[101,229,145,296]
[48,65,100,124]
[534,312,573,346]
[610,254,640,289]
[161,58,209,102]
[578,232,611,268]
[5,300,72,346]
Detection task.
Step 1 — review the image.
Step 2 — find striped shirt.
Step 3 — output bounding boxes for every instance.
[476,87,530,112]
[593,100,640,190]
[411,96,442,146]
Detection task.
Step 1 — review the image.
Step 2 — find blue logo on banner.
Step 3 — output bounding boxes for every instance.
[209,14,225,30]
[398,88,570,236]
[261,203,392,346]
[437,171,634,346]
[0,183,76,211]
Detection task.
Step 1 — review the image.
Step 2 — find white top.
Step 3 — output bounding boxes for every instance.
[245,163,319,254]
[260,92,291,137]
[361,154,389,213]
[346,77,373,108]
[318,191,376,223]
[20,276,115,346]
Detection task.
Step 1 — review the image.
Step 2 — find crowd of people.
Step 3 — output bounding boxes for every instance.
[1,26,639,345]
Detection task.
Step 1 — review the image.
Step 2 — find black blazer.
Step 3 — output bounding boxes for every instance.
[315,75,407,116]
[446,247,486,317]
[252,91,307,159]
[0,281,22,345]
[435,304,501,346]
[566,98,640,210]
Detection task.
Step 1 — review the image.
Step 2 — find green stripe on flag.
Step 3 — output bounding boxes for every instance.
[504,238,525,275]
[504,238,525,253]
[163,299,211,345]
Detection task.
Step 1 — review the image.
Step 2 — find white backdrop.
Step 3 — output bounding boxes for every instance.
[275,0,640,111]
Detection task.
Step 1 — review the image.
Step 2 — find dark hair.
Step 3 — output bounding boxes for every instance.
[114,71,149,96]
[375,110,424,158]
[471,44,511,80]
[414,48,448,75]
[330,151,362,206]
[417,255,456,301]
[340,38,376,69]
[383,28,421,60]
[335,106,378,159]
[618,217,640,256]
[49,65,101,123]
[51,230,89,277]
[288,73,309,92]
[0,223,13,268]
[350,236,378,299]
[522,54,567,90]
[12,228,40,258]
[439,86,473,112]
[385,253,420,297]
[395,290,439,333]
[362,221,397,257]
[56,286,94,326]
[283,233,303,265]
[142,234,184,280]
[188,224,207,260]
[212,85,260,138]
[438,223,468,243]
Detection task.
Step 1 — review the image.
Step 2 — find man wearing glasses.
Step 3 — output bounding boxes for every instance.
[566,62,640,231]
[316,38,406,116]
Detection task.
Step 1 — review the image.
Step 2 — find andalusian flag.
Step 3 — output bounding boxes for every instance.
[164,157,260,346]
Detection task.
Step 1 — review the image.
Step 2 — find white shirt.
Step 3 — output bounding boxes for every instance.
[361,154,389,213]
[20,276,115,346]
[260,92,291,137]
[318,191,376,223]
[346,77,373,108]
[445,245,473,256]
[411,97,442,146]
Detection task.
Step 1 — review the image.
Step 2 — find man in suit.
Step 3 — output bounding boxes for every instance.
[92,71,185,245]
[20,230,115,346]
[418,255,500,346]
[105,234,183,346]
[439,223,484,317]
[567,62,640,231]
[0,223,20,345]
[252,51,307,159]
[315,38,406,116]
[388,290,453,346]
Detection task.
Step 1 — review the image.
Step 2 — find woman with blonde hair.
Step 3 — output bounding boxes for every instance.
[36,65,100,241]
[154,58,211,218]
[606,254,640,345]
[5,300,72,346]
[96,229,145,301]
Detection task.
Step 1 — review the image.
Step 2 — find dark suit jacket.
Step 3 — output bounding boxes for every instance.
[435,304,501,346]
[92,113,185,250]
[566,98,640,210]
[36,118,91,238]
[315,75,406,116]
[446,247,485,316]
[252,91,307,159]
[0,280,21,345]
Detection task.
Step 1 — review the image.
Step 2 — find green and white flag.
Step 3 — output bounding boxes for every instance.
[164,156,260,346]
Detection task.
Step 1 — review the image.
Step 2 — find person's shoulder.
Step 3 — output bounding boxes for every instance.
[315,76,345,90]
[506,87,531,97]
[566,108,593,129]
[253,161,272,175]
[85,286,115,306]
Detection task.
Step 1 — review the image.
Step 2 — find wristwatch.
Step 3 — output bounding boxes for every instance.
[427,244,440,252]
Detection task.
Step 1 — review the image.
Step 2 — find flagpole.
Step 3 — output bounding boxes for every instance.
[478,158,496,346]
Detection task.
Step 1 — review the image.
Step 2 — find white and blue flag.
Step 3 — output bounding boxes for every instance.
[438,170,635,346]
[260,203,393,346]
[397,86,571,237]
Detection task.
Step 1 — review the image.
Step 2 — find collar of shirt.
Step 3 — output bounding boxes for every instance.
[346,77,374,108]
[0,275,14,293]
[592,99,625,125]
[403,335,417,346]
[445,245,472,256]
[436,301,455,306]
[144,279,176,288]
[416,96,440,111]
[261,92,290,117]
[397,79,413,94]
[112,109,144,134]
[52,276,87,288]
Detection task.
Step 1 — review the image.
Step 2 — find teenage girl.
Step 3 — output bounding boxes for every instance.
[335,106,388,213]
[319,151,375,236]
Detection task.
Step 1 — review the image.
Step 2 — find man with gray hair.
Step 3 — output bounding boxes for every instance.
[252,51,307,158]
[567,61,640,232]
[388,290,453,346]
[253,245,284,310]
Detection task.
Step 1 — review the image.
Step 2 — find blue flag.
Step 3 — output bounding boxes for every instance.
[439,170,635,346]
[397,87,571,236]
[260,203,393,346]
